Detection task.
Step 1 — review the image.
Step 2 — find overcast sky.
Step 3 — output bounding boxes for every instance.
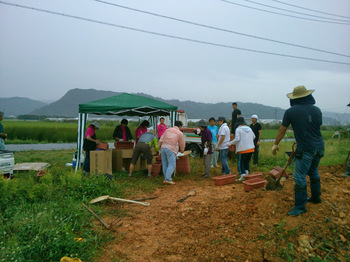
[1,0,349,113]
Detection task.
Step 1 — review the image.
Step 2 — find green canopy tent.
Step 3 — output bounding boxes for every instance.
[76,93,178,171]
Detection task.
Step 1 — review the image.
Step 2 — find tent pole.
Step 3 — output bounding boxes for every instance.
[75,113,87,172]
[75,114,82,172]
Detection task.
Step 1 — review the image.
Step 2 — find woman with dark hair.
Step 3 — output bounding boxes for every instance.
[135,120,149,143]
[113,118,133,141]
[83,122,101,174]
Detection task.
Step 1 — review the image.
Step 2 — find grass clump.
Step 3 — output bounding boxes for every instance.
[0,168,123,261]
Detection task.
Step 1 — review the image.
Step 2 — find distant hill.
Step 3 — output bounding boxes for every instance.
[30,88,287,120]
[30,89,120,117]
[0,97,47,116]
[1,89,348,125]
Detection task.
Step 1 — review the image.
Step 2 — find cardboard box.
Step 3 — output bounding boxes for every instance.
[112,149,141,172]
[90,150,112,175]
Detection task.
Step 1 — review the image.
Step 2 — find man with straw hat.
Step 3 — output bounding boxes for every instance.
[272,86,324,216]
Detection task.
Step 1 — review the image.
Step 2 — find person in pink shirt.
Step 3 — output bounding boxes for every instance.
[157,117,167,139]
[135,120,149,143]
[159,121,185,185]
[83,122,101,174]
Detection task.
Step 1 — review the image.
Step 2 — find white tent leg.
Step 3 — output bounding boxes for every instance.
[75,113,87,172]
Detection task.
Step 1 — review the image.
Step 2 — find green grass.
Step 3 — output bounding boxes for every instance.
[2,120,339,144]
[3,120,139,144]
[0,131,348,261]
[0,149,166,262]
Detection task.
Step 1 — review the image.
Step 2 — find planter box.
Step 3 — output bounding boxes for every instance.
[245,173,263,180]
[269,166,287,179]
[213,174,236,186]
[96,142,109,150]
[243,178,266,191]
[114,141,134,149]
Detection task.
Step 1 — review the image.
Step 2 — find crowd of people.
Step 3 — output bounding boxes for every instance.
[77,85,348,216]
[81,102,264,183]
[0,86,349,218]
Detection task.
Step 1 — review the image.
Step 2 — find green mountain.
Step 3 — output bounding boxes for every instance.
[1,89,348,125]
[0,97,47,116]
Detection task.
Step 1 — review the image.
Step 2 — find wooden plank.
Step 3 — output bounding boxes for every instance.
[13,162,50,171]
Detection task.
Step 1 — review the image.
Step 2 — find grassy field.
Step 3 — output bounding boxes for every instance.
[3,120,139,144]
[2,120,337,144]
[1,137,349,261]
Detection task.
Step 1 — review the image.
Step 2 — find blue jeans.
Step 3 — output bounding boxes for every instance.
[293,148,324,186]
[219,149,230,174]
[161,148,176,182]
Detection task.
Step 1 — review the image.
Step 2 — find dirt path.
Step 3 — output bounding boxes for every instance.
[98,165,350,261]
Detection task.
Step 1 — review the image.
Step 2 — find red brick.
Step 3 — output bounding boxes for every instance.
[245,173,263,180]
[152,163,162,175]
[212,174,236,186]
[242,178,266,191]
[269,169,280,179]
[269,166,288,178]
[273,166,288,177]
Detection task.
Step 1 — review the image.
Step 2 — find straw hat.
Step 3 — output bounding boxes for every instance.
[287,85,314,99]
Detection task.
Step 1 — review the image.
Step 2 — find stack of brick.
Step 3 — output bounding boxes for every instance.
[176,157,190,174]
[152,155,162,177]
[242,173,266,191]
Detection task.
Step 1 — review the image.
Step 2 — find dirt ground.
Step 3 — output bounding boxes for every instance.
[98,164,350,262]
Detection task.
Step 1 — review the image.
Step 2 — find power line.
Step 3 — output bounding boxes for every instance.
[1,1,350,66]
[243,0,350,23]
[219,0,350,25]
[270,0,350,20]
[92,0,350,58]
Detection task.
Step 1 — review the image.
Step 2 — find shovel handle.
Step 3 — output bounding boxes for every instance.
[108,197,150,206]
[276,142,296,183]
[177,195,190,203]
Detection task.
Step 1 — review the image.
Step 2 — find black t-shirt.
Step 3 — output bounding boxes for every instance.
[250,122,261,143]
[231,109,241,132]
[282,104,324,151]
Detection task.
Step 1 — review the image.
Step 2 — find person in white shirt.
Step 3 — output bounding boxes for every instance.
[215,116,231,175]
[228,117,255,180]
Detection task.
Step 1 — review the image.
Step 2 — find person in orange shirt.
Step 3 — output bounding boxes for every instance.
[228,117,255,181]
